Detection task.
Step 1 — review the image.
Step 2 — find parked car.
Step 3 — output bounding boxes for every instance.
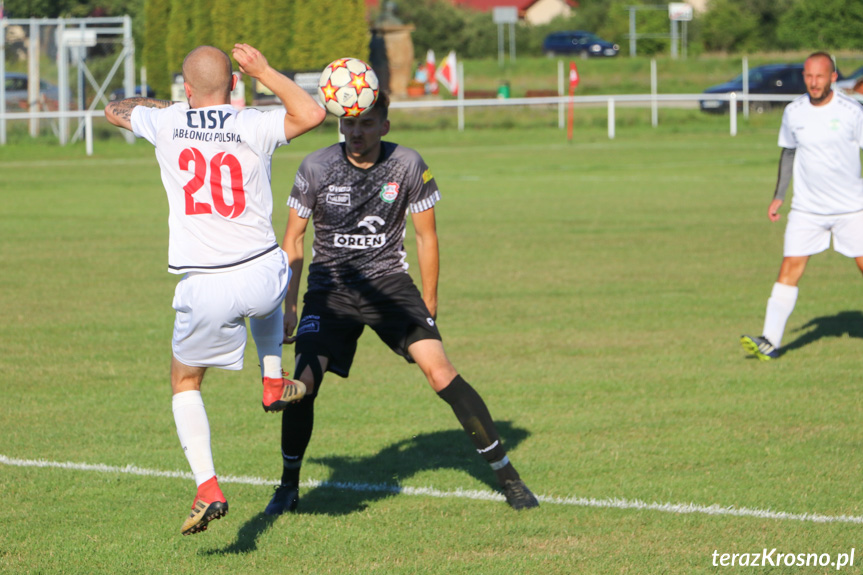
[4,72,64,111]
[699,64,807,114]
[109,85,156,101]
[543,31,619,57]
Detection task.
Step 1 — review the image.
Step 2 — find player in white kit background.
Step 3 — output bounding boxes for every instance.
[741,52,863,360]
[105,43,326,535]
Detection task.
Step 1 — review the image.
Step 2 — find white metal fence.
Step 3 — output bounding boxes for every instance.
[1,16,136,147]
[0,92,797,156]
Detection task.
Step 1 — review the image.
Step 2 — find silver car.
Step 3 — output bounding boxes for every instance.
[835,66,863,97]
[4,72,64,111]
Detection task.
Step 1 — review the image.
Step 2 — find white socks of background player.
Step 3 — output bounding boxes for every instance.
[172,390,216,487]
[762,282,798,349]
[250,309,284,380]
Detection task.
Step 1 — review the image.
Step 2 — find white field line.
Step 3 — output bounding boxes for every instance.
[3,453,862,524]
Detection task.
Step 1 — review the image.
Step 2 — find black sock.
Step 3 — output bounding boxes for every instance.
[437,375,520,484]
[279,395,316,486]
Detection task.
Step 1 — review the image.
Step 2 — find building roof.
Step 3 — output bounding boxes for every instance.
[364,0,577,11]
[453,0,577,10]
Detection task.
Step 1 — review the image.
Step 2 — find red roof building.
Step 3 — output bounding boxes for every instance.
[365,0,578,25]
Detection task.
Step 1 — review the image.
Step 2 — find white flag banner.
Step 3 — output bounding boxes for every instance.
[426,49,438,94]
[435,50,459,96]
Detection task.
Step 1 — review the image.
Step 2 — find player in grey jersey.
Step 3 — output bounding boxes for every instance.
[266,90,539,513]
[288,139,438,290]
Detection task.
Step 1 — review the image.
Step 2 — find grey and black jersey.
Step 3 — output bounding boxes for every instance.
[288,141,441,291]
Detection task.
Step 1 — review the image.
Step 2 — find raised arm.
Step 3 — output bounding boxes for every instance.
[104,97,174,131]
[232,43,326,141]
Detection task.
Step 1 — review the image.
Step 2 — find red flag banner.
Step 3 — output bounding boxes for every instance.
[567,61,579,141]
[569,61,579,93]
[436,51,459,96]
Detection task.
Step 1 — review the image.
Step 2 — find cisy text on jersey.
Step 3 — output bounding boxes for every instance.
[186,110,232,130]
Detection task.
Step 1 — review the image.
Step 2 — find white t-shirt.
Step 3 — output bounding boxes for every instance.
[132,103,288,273]
[778,91,863,215]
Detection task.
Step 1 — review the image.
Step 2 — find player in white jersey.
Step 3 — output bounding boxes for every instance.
[741,52,863,360]
[105,44,325,535]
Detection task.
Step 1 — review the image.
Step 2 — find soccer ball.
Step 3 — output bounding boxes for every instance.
[317,58,380,117]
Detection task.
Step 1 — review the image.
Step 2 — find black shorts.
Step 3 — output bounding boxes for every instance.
[295,273,442,378]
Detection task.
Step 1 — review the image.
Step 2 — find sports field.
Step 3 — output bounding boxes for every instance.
[2,109,863,574]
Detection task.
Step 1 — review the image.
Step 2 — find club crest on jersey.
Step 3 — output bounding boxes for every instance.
[380,182,400,203]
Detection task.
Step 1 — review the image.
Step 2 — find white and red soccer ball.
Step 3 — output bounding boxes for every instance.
[317,57,380,117]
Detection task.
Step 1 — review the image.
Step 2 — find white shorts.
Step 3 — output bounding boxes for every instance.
[783,209,863,258]
[171,249,290,370]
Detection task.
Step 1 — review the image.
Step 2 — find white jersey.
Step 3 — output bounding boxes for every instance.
[132,103,288,273]
[778,91,863,215]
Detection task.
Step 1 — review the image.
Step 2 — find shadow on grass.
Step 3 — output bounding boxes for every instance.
[204,512,277,556]
[780,310,863,356]
[297,421,529,516]
[206,422,530,554]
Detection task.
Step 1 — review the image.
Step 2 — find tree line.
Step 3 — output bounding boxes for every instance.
[398,0,863,60]
[4,0,862,97]
[4,0,367,98]
[144,0,367,98]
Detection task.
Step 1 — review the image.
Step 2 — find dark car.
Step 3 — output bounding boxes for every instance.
[543,31,619,57]
[109,85,156,101]
[699,64,807,114]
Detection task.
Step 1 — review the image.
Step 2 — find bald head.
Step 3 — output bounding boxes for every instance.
[803,51,837,106]
[805,51,835,73]
[182,46,233,105]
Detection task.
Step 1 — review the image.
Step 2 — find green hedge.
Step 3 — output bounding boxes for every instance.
[142,0,369,99]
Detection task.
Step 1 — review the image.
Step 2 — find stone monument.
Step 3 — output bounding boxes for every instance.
[371,2,415,98]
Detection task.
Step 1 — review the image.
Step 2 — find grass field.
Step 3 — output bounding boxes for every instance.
[3,111,863,574]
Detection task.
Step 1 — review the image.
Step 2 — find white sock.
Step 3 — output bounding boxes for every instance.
[172,390,216,487]
[762,282,798,348]
[250,309,283,379]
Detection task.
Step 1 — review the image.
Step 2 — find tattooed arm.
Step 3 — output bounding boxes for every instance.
[105,97,175,131]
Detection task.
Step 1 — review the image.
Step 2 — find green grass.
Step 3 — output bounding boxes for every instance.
[3,115,863,574]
